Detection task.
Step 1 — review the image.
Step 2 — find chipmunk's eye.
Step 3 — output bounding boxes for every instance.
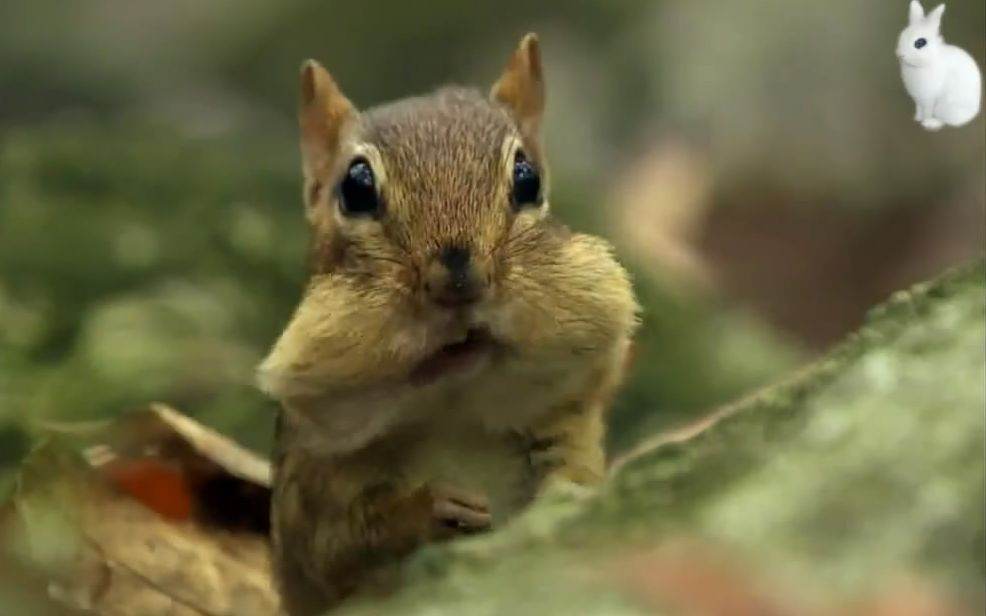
[339,158,379,216]
[511,151,542,209]
[914,38,927,49]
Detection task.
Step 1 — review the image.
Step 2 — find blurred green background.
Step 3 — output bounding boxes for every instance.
[0,0,983,473]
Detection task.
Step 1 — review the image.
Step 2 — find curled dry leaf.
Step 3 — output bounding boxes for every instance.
[2,404,281,616]
[86,403,272,533]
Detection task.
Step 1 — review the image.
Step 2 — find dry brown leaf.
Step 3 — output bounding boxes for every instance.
[3,405,281,616]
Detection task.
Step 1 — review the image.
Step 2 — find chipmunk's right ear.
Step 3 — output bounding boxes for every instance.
[491,33,545,141]
[298,59,357,216]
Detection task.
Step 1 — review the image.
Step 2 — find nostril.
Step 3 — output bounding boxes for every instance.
[425,245,489,307]
[439,246,471,272]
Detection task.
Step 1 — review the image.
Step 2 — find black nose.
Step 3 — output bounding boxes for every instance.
[440,246,471,291]
[425,245,485,307]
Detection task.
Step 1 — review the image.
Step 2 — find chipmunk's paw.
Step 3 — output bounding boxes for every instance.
[921,117,944,131]
[428,484,491,538]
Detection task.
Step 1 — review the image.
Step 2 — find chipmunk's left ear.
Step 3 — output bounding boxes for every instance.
[298,59,357,222]
[926,3,945,28]
[491,33,545,140]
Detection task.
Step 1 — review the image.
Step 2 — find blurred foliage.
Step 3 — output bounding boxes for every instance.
[0,0,982,610]
[0,123,797,462]
[3,0,982,199]
[210,0,645,106]
[607,272,800,453]
[0,0,981,542]
[0,125,302,454]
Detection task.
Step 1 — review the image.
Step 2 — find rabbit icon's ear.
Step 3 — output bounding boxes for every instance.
[909,0,925,25]
[926,4,946,29]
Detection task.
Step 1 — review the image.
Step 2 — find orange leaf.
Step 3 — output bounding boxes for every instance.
[103,457,194,522]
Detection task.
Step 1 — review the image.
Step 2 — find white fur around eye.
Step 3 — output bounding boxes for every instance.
[501,134,550,218]
[499,135,523,175]
[351,143,388,185]
[331,143,389,225]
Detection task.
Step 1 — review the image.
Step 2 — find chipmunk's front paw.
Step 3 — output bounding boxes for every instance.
[921,117,944,130]
[428,484,491,539]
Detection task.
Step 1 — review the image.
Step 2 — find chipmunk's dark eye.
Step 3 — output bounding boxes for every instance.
[339,158,379,216]
[511,151,541,209]
[914,38,927,49]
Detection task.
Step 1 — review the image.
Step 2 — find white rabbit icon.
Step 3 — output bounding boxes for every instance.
[897,1,982,131]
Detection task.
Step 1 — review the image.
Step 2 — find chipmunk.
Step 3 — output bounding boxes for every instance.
[258,33,639,616]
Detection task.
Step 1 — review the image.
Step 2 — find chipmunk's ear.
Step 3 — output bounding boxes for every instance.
[909,0,925,26]
[491,33,545,140]
[298,59,357,217]
[926,3,945,28]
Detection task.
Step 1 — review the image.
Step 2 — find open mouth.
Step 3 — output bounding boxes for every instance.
[409,328,494,386]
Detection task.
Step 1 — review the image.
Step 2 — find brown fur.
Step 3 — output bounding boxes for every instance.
[260,33,639,616]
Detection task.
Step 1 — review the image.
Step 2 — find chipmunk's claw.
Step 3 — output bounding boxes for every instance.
[429,485,491,536]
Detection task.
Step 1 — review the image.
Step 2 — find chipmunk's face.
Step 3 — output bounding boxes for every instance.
[313,91,560,382]
[260,35,638,447]
[315,90,548,310]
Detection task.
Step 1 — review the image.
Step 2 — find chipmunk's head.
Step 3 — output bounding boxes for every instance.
[260,34,637,443]
[897,1,946,68]
[298,34,548,305]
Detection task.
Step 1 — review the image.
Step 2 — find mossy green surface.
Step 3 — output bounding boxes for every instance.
[333,260,986,615]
